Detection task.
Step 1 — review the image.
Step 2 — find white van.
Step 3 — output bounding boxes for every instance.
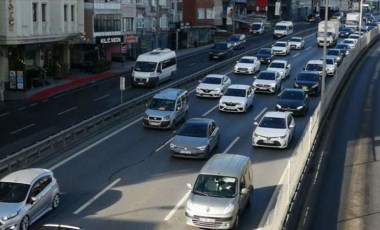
[185,153,253,229]
[132,48,177,87]
[273,21,294,39]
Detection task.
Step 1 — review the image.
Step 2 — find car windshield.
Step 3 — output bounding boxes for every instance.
[224,88,247,97]
[193,174,237,198]
[336,44,349,49]
[202,77,222,84]
[269,62,285,68]
[343,40,354,44]
[258,49,271,55]
[0,182,30,203]
[274,43,286,47]
[252,24,261,29]
[148,98,175,111]
[298,73,318,81]
[239,58,254,64]
[257,72,275,80]
[259,117,286,129]
[178,123,207,138]
[275,25,286,30]
[281,91,304,100]
[341,28,352,32]
[290,38,301,42]
[327,50,339,55]
[325,59,334,65]
[134,61,157,72]
[228,35,240,42]
[306,64,323,71]
[213,43,228,50]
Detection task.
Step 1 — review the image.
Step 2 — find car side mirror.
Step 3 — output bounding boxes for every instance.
[241,188,248,195]
[253,121,258,126]
[289,123,295,128]
[236,61,239,63]
[198,79,202,83]
[29,197,37,204]
[177,106,181,111]
[187,183,193,190]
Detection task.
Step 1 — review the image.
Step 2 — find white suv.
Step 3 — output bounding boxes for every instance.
[234,56,261,74]
[219,84,255,112]
[266,60,291,79]
[272,41,290,55]
[252,70,282,94]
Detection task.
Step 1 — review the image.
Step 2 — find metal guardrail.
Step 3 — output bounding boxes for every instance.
[0,28,316,174]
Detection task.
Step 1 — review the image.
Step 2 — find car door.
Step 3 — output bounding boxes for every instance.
[38,175,54,213]
[208,121,217,150]
[254,58,261,71]
[287,114,295,140]
[222,76,231,91]
[27,179,45,222]
[239,171,249,210]
[247,87,254,106]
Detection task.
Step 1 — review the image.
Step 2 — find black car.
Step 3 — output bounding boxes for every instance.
[276,88,309,116]
[294,71,321,96]
[366,22,378,30]
[334,43,351,57]
[227,34,246,50]
[339,28,355,38]
[256,48,274,64]
[306,13,320,22]
[209,42,234,60]
[327,49,344,65]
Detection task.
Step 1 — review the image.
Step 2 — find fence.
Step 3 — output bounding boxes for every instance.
[258,26,380,230]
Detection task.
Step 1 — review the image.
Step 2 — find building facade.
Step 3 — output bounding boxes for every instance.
[0,0,84,100]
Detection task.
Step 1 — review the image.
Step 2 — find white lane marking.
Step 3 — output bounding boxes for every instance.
[223,136,240,153]
[203,104,219,116]
[10,123,35,135]
[0,112,9,118]
[50,118,143,170]
[254,107,267,121]
[17,107,26,111]
[155,137,174,152]
[293,53,300,58]
[305,46,311,51]
[164,190,191,221]
[57,107,77,116]
[30,103,38,107]
[73,178,121,215]
[94,94,110,101]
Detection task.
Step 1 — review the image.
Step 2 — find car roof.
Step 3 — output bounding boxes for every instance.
[240,56,256,59]
[227,84,250,90]
[270,59,287,64]
[200,154,250,178]
[205,74,225,79]
[260,70,277,74]
[290,36,302,39]
[275,41,287,44]
[1,168,52,185]
[153,88,187,100]
[307,60,323,64]
[299,71,319,76]
[263,111,289,119]
[283,88,304,93]
[185,118,214,125]
[325,55,337,59]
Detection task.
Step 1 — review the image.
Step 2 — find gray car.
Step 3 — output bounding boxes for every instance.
[170,118,220,159]
[0,168,60,230]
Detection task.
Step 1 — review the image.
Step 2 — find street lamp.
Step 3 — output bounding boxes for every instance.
[321,0,328,113]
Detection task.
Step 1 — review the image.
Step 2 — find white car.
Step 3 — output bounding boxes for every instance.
[196,74,231,98]
[234,56,261,74]
[288,37,305,49]
[322,56,338,76]
[219,84,255,112]
[348,34,360,42]
[272,41,290,55]
[252,111,295,148]
[252,70,282,94]
[266,60,291,79]
[304,59,324,76]
[342,38,357,49]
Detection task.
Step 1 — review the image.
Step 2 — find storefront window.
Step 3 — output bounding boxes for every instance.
[94,14,121,32]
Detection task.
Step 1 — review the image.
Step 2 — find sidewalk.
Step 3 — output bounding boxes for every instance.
[6,44,213,103]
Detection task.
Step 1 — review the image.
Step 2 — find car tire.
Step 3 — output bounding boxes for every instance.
[52,193,60,209]
[20,216,29,230]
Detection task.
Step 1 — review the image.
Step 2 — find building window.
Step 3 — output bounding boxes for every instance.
[137,14,144,28]
[41,3,46,22]
[197,8,205,19]
[159,0,166,6]
[214,7,222,19]
[136,0,144,3]
[71,5,75,21]
[160,15,168,28]
[94,14,121,32]
[206,8,213,19]
[33,3,38,22]
[123,17,133,31]
[64,5,68,22]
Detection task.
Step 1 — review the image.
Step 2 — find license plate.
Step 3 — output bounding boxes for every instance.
[200,218,215,223]
[149,121,160,126]
[264,140,274,144]
[180,150,191,154]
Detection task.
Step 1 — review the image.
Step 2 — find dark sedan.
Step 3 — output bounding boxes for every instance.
[294,71,321,96]
[276,88,309,116]
[256,48,274,64]
[339,28,355,38]
[334,43,351,57]
[327,49,344,65]
[209,42,234,60]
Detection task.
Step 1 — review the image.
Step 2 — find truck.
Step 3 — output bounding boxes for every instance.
[317,20,340,47]
[345,12,360,30]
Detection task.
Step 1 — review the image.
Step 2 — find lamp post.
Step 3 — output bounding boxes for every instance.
[232,0,236,34]
[321,0,328,114]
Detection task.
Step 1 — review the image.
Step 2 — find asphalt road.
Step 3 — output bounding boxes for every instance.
[0,23,315,157]
[28,33,338,230]
[303,36,380,230]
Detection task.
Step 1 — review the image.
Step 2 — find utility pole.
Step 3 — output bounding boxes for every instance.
[321,0,328,114]
[232,0,235,34]
[155,0,160,49]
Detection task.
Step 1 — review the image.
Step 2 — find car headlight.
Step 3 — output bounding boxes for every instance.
[223,203,235,215]
[196,145,207,151]
[186,200,194,215]
[234,65,238,70]
[270,83,276,88]
[143,113,149,119]
[248,66,253,70]
[213,88,221,92]
[297,105,304,110]
[2,210,19,221]
[170,143,176,148]
[280,134,287,139]
[162,115,171,120]
[253,132,261,138]
[196,87,201,91]
[276,104,282,109]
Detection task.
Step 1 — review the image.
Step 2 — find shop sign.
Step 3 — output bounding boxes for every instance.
[125,35,138,44]
[8,0,15,31]
[96,36,123,44]
[9,71,16,89]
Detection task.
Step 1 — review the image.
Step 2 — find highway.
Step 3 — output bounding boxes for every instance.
[29,33,334,229]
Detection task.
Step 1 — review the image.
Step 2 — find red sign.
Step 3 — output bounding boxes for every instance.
[125,35,138,44]
[256,0,268,8]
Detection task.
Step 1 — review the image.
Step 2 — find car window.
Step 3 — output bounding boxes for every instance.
[259,117,286,129]
[257,72,276,80]
[202,77,222,84]
[224,88,246,97]
[281,90,304,100]
[269,62,285,68]
[39,176,52,191]
[178,123,207,138]
[287,115,293,127]
[0,182,30,203]
[240,174,246,190]
[30,181,42,198]
[193,175,237,198]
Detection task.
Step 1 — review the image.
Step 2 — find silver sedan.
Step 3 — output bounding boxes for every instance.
[170,118,220,159]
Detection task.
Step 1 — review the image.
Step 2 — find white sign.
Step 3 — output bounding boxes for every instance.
[120,77,125,91]
[275,2,281,16]
[226,7,233,25]
[100,37,122,44]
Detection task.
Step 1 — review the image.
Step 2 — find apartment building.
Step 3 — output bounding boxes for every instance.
[0,0,84,100]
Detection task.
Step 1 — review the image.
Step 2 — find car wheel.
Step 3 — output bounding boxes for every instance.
[52,193,60,209]
[20,216,29,230]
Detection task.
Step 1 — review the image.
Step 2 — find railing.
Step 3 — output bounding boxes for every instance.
[258,26,380,230]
